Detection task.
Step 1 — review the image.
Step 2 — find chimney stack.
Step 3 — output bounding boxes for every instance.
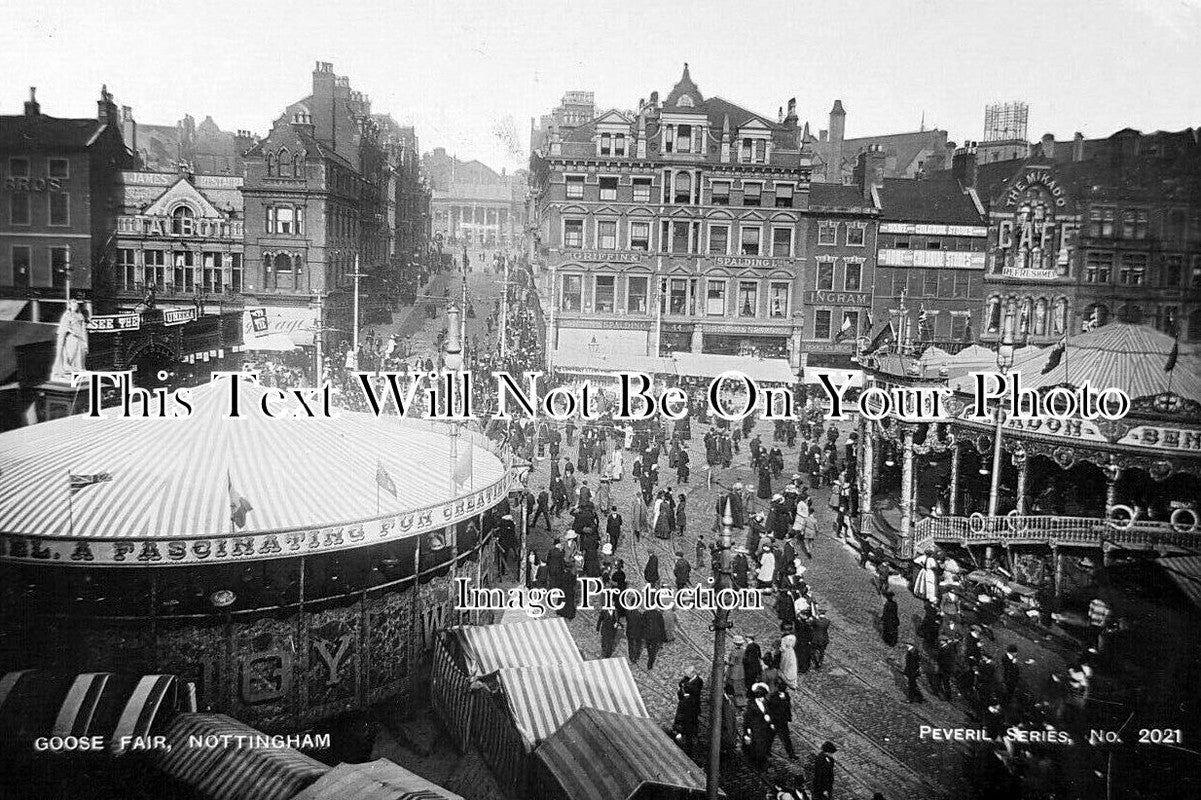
[828,100,846,144]
[1072,132,1085,162]
[1040,133,1055,158]
[784,98,798,127]
[97,84,118,128]
[855,144,886,201]
[952,142,978,189]
[24,87,40,117]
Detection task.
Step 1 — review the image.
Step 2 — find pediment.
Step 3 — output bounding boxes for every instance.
[738,210,768,222]
[142,177,222,218]
[593,205,622,216]
[560,204,589,214]
[737,118,772,132]
[594,109,633,127]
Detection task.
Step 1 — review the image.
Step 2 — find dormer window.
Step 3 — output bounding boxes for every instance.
[614,134,626,156]
[676,125,692,152]
[677,95,694,108]
[600,133,612,156]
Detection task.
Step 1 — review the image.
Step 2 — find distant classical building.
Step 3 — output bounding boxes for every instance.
[806,100,951,185]
[120,108,257,176]
[424,148,526,249]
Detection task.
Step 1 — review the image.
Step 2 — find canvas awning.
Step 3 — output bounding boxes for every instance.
[0,300,28,321]
[535,707,706,800]
[289,759,463,800]
[454,618,583,678]
[495,657,648,747]
[0,670,177,754]
[671,353,795,384]
[551,349,676,377]
[154,713,329,800]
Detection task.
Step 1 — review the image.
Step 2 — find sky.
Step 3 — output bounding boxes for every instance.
[3,0,1199,174]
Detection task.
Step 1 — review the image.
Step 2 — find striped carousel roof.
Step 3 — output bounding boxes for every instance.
[951,323,1201,403]
[0,380,505,542]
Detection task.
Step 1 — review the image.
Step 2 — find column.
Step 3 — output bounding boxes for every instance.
[1104,462,1121,515]
[1014,450,1029,515]
[899,426,915,560]
[859,418,875,540]
[949,441,961,515]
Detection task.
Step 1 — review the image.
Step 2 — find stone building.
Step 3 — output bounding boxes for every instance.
[425,148,526,249]
[529,65,818,368]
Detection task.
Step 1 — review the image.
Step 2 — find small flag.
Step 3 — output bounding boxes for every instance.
[228,475,253,529]
[834,315,854,343]
[70,473,112,493]
[453,444,473,494]
[917,305,933,342]
[1165,339,1178,373]
[864,321,895,355]
[376,461,397,497]
[1042,337,1066,375]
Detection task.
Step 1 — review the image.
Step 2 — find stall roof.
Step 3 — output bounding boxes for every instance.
[671,353,795,383]
[290,759,463,800]
[1155,555,1201,611]
[552,349,676,376]
[454,618,583,678]
[0,670,176,755]
[496,657,648,747]
[535,707,706,800]
[154,713,329,800]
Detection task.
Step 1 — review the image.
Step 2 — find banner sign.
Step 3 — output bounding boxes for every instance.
[162,308,198,326]
[248,307,269,334]
[87,314,141,333]
[0,474,515,567]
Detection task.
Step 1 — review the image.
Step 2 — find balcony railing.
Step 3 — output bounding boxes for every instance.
[915,514,1199,550]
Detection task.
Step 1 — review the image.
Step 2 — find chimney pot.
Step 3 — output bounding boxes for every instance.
[24,86,40,117]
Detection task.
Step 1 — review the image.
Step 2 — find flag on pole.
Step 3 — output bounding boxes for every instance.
[376,460,397,497]
[69,473,112,493]
[228,475,253,529]
[834,315,854,343]
[917,305,932,342]
[864,321,895,355]
[1042,336,1067,375]
[1165,339,1179,373]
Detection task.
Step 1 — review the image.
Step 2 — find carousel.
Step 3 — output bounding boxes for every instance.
[0,379,512,732]
[858,319,1201,601]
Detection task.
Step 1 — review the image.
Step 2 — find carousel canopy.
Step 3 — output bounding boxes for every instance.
[0,380,508,565]
[950,323,1201,403]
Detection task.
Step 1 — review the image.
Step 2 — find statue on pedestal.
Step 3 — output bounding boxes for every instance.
[51,300,89,383]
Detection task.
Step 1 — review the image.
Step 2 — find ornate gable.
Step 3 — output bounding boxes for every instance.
[142,176,223,218]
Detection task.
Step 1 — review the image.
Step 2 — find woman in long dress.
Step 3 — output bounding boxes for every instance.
[756,547,776,589]
[912,552,939,603]
[778,634,799,690]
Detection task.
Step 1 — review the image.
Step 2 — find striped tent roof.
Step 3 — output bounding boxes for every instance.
[535,707,706,800]
[454,618,582,678]
[950,323,1201,403]
[290,759,463,800]
[0,380,504,540]
[154,713,329,800]
[496,657,649,747]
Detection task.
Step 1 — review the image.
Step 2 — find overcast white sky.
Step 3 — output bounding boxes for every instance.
[3,0,1199,173]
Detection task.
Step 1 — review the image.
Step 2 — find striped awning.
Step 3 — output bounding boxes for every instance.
[154,713,329,800]
[455,618,582,678]
[535,707,706,800]
[0,380,508,564]
[496,657,649,747]
[290,759,463,800]
[672,352,795,384]
[0,670,177,754]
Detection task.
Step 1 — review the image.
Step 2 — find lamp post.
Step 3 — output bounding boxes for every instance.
[987,308,1016,518]
[706,499,735,800]
[444,303,464,622]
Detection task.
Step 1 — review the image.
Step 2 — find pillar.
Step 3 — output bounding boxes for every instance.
[949,441,961,515]
[1104,463,1120,515]
[859,419,875,543]
[1014,452,1029,515]
[899,426,915,559]
[1052,545,1064,600]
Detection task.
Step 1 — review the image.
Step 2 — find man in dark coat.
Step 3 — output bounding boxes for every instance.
[742,683,773,769]
[1001,644,1022,706]
[742,636,763,693]
[732,548,750,589]
[794,615,813,675]
[606,507,623,550]
[766,679,796,758]
[673,551,692,590]
[903,642,924,703]
[813,741,837,800]
[532,489,552,531]
[597,606,620,658]
[810,611,831,669]
[672,665,704,755]
[625,607,645,663]
[881,591,900,647]
[643,607,667,670]
[644,553,660,586]
[546,542,566,593]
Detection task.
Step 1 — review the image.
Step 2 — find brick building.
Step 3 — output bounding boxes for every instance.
[946,128,1201,348]
[240,61,393,353]
[120,108,257,176]
[806,100,951,185]
[530,65,815,367]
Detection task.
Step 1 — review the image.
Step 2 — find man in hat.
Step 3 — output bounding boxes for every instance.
[532,488,551,531]
[795,500,818,558]
[596,603,620,658]
[673,550,692,590]
[672,664,704,755]
[727,636,748,709]
[626,606,645,664]
[743,634,763,693]
[881,590,900,647]
[810,609,831,669]
[743,682,774,769]
[766,677,797,758]
[606,505,623,551]
[813,741,837,799]
[903,641,924,703]
[643,605,668,670]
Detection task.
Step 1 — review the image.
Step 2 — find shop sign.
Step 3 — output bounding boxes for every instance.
[1119,425,1201,452]
[712,256,778,269]
[558,250,644,264]
[880,222,987,237]
[805,290,870,306]
[877,250,985,270]
[1004,171,1067,208]
[562,318,652,330]
[1001,415,1107,442]
[0,474,514,566]
[118,214,242,240]
[88,313,140,332]
[162,308,197,326]
[999,266,1060,280]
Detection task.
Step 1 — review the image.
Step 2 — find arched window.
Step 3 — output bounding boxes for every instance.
[986,296,1002,333]
[1018,297,1033,335]
[265,153,274,176]
[673,171,692,204]
[277,148,291,178]
[291,152,302,177]
[273,252,294,273]
[1052,297,1068,335]
[171,205,195,235]
[1033,298,1048,336]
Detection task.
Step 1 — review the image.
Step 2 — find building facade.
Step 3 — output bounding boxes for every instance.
[959,128,1201,347]
[870,156,988,353]
[425,149,526,249]
[240,62,393,354]
[120,108,257,176]
[0,87,131,323]
[530,65,814,367]
[806,100,952,185]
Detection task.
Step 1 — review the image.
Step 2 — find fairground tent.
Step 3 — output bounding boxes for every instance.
[289,759,463,800]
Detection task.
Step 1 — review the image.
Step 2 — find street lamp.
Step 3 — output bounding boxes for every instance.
[444,303,464,372]
[987,307,1017,518]
[706,499,735,800]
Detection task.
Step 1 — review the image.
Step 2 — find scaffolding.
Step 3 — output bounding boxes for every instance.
[983,102,1029,142]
